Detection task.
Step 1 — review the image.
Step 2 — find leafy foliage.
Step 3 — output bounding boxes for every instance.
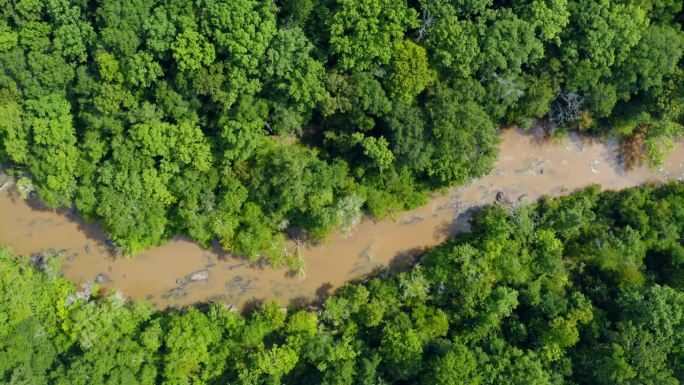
[4,183,684,383]
[0,0,683,263]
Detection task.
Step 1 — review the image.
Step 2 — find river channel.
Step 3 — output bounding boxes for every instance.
[2,128,684,309]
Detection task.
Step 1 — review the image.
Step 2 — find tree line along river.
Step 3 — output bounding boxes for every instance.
[2,128,684,309]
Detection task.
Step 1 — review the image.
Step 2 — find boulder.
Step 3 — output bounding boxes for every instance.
[95,273,110,283]
[495,191,516,208]
[189,270,209,282]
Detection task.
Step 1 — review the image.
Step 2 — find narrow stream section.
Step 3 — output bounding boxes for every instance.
[2,129,684,309]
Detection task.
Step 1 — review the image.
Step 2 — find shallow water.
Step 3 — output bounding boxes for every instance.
[2,129,684,309]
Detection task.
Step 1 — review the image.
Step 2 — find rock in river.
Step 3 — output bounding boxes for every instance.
[189,270,209,282]
[95,273,110,283]
[495,190,516,209]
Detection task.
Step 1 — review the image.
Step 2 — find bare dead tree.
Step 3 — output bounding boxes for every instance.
[493,73,525,99]
[415,10,435,41]
[65,280,95,307]
[292,238,307,280]
[548,91,584,133]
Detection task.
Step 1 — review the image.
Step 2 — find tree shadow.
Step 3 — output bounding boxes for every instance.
[522,122,632,178]
[5,187,118,258]
[287,296,313,310]
[208,240,277,272]
[208,239,241,262]
[514,120,599,151]
[434,205,484,239]
[314,282,334,303]
[602,138,630,177]
[286,281,338,310]
[511,121,546,143]
[501,120,558,147]
[388,247,425,273]
[240,297,266,315]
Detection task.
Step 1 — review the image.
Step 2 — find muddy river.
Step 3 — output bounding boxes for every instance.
[2,129,684,309]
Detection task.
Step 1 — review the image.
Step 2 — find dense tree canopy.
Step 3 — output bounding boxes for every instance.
[3,183,684,384]
[0,0,682,264]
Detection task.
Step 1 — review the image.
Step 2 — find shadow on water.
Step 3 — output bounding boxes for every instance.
[388,247,425,273]
[5,129,683,311]
[241,297,266,315]
[514,123,631,178]
[208,239,243,262]
[602,139,630,177]
[434,205,484,239]
[503,120,584,147]
[314,282,334,303]
[505,123,547,145]
[6,187,118,258]
[286,282,336,310]
[264,282,336,310]
[287,296,313,310]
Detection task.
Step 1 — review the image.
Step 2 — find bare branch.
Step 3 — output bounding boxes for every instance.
[548,91,584,132]
[415,10,435,41]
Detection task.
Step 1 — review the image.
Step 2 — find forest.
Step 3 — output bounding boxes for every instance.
[1,0,683,266]
[2,183,684,384]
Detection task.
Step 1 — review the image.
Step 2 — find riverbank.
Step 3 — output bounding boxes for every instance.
[2,128,684,309]
[0,167,10,192]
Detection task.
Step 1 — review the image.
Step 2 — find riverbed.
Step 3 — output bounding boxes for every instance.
[2,129,684,308]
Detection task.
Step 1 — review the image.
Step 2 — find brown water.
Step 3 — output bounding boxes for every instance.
[2,129,684,309]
